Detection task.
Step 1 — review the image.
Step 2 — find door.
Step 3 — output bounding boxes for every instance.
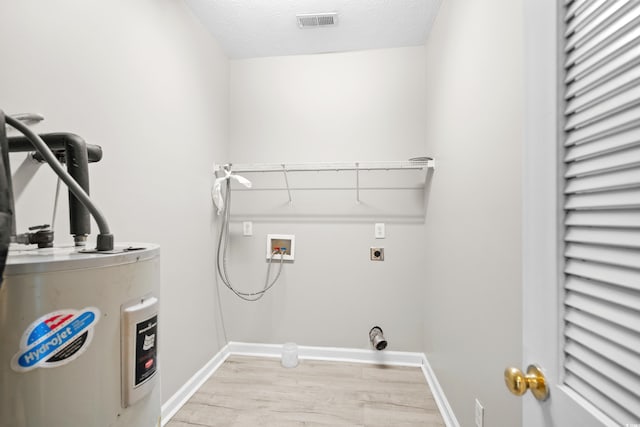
[522,1,640,426]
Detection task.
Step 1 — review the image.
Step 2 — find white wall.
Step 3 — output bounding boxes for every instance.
[222,47,429,351]
[230,48,427,163]
[423,1,524,427]
[0,0,229,402]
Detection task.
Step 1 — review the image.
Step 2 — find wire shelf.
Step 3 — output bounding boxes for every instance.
[213,159,435,204]
[216,159,434,174]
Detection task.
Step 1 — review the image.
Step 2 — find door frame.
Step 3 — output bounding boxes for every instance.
[522,1,563,422]
[522,1,626,425]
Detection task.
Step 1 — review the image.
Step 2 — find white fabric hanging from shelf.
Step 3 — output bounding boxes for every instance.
[211,168,252,215]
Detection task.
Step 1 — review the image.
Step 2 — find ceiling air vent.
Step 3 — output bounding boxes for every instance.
[296,12,338,29]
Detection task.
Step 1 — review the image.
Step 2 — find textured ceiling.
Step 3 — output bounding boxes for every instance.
[185,0,443,59]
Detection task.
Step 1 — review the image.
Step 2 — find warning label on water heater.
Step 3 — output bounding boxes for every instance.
[135,315,157,387]
[11,307,100,372]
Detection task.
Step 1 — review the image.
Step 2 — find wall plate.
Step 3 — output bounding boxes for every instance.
[242,221,253,236]
[370,247,384,261]
[266,234,295,261]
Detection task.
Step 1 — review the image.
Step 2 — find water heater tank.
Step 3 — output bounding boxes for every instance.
[0,244,160,427]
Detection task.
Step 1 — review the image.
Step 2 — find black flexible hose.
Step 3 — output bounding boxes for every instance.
[5,116,114,251]
[9,133,103,240]
[0,111,12,278]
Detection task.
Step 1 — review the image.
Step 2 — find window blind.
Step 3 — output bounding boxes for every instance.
[563,0,640,424]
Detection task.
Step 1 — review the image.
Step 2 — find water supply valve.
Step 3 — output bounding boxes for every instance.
[15,224,54,248]
[266,234,295,261]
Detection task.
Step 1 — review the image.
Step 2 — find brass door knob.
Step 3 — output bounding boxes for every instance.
[504,364,549,401]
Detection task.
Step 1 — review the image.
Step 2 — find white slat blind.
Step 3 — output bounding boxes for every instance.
[564,1,640,424]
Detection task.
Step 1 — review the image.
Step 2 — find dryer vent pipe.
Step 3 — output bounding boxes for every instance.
[369,326,387,351]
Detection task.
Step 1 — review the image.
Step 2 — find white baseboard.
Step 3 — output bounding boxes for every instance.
[226,341,425,366]
[160,344,230,426]
[161,342,458,427]
[420,354,460,427]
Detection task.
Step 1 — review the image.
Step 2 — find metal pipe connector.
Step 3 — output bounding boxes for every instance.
[369,326,387,351]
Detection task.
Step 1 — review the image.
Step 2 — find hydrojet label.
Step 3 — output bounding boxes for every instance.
[11,307,100,372]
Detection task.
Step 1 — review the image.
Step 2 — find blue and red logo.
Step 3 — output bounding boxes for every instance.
[11,307,100,372]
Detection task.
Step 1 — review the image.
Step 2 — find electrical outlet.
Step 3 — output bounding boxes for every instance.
[374,223,385,239]
[370,247,384,261]
[243,221,253,236]
[475,398,484,427]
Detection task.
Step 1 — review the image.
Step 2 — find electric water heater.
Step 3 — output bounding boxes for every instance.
[0,111,161,426]
[0,244,161,427]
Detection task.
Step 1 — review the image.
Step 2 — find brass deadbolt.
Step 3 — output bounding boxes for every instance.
[504,364,549,401]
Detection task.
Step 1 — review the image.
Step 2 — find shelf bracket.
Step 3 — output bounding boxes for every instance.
[282,164,292,204]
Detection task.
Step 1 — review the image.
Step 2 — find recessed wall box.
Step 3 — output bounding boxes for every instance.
[266,234,295,261]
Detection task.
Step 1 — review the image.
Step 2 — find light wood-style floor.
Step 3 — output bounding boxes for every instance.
[166,355,446,427]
